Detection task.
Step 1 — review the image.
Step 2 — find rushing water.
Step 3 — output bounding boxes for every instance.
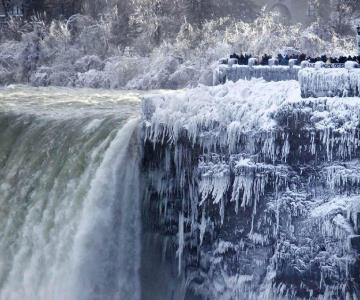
[0,86,142,300]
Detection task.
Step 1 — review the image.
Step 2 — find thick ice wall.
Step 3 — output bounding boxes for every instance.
[214,65,300,85]
[141,79,360,299]
[299,68,360,98]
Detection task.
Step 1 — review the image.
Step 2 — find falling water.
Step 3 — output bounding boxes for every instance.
[0,86,142,300]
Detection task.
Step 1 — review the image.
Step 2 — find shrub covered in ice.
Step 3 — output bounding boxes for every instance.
[76,69,110,88]
[74,55,104,73]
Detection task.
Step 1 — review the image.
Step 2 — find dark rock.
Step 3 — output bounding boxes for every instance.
[349,235,360,251]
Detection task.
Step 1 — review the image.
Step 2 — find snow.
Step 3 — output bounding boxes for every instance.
[344,61,359,70]
[310,196,357,218]
[214,241,235,256]
[143,79,300,154]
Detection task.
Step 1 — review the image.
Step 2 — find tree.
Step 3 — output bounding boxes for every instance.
[2,0,24,16]
[108,0,136,47]
[82,0,104,18]
[20,0,83,19]
[330,0,360,34]
[317,0,332,21]
[1,0,9,17]
[130,0,184,45]
[185,0,258,27]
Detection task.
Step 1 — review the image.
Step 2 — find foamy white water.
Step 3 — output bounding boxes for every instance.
[0,86,141,300]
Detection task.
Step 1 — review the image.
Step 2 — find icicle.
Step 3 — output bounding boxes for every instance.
[177,212,184,275]
[281,133,290,162]
[199,206,206,246]
[220,196,225,225]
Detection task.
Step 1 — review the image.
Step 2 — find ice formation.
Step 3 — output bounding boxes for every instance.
[299,67,360,98]
[141,79,360,299]
[214,65,300,85]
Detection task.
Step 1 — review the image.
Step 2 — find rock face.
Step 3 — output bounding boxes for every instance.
[141,80,360,299]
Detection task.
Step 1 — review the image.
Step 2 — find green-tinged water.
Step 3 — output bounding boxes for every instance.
[0,86,142,300]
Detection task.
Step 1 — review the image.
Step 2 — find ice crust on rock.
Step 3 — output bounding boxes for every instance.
[141,79,360,299]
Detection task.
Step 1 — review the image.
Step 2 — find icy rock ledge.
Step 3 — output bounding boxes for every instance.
[141,79,360,299]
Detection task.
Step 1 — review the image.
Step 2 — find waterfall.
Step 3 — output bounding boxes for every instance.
[71,118,141,300]
[0,87,142,300]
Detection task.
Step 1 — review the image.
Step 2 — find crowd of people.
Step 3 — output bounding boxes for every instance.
[226,53,360,66]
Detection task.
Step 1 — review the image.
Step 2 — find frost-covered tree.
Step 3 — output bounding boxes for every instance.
[23,0,45,17]
[185,0,258,26]
[1,0,9,17]
[82,0,105,18]
[317,0,332,21]
[130,0,184,45]
[21,0,83,18]
[2,0,23,16]
[44,0,83,18]
[330,0,360,33]
[107,0,136,47]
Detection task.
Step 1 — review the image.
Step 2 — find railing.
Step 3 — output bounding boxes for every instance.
[219,58,357,69]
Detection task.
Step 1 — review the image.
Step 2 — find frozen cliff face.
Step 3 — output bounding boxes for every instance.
[141,79,360,299]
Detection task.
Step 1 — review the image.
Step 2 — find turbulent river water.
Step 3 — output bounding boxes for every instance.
[0,86,144,300]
